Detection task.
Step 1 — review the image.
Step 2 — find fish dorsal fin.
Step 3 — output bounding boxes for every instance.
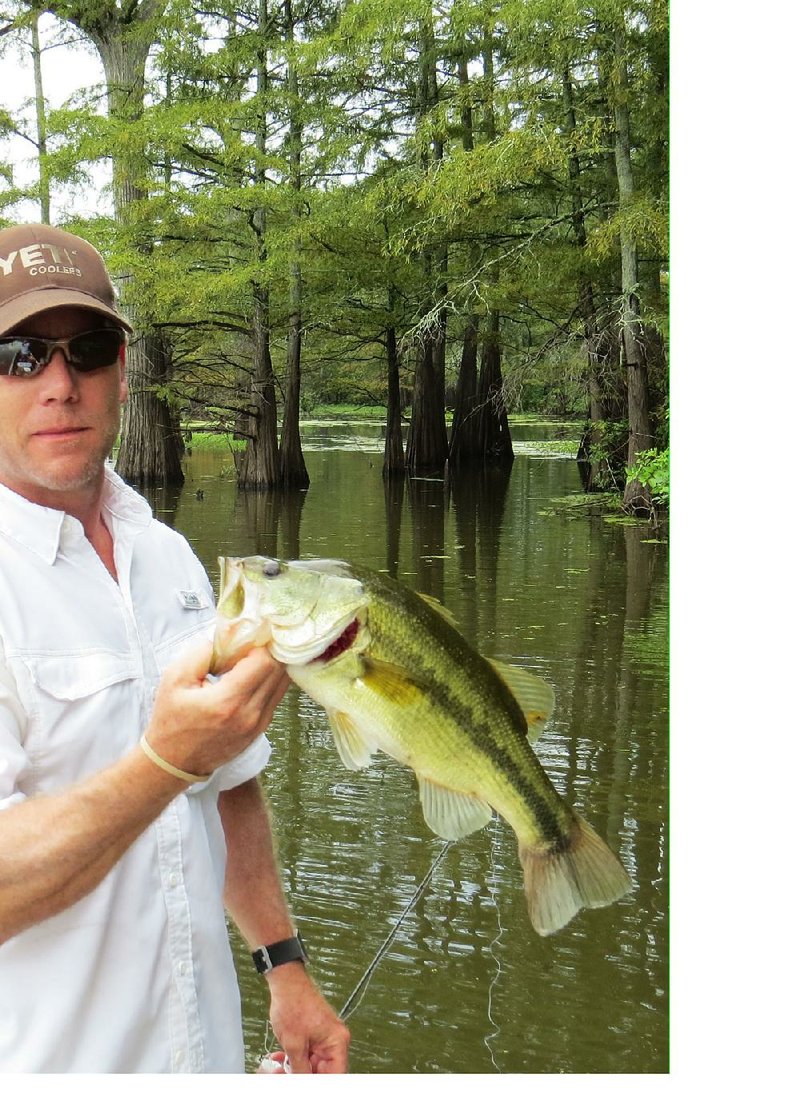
[417,776,493,840]
[328,710,376,770]
[358,657,425,705]
[416,592,458,628]
[487,659,555,742]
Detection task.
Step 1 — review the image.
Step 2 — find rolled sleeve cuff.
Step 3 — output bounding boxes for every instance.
[193,732,272,795]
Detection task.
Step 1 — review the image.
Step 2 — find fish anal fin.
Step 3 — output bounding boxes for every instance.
[418,776,493,840]
[487,659,555,741]
[518,814,632,936]
[359,658,424,706]
[328,710,375,771]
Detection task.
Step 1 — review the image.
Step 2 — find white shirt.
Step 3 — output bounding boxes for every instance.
[0,467,271,1072]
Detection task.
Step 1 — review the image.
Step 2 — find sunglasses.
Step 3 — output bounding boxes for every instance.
[0,328,125,378]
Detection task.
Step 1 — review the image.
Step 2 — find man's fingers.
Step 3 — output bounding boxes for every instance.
[281,1041,311,1074]
[166,639,214,684]
[213,645,281,694]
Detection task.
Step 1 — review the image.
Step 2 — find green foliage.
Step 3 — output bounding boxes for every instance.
[0,0,668,472]
[627,447,669,503]
[580,420,629,491]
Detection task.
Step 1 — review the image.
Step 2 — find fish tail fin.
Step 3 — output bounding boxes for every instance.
[519,814,632,936]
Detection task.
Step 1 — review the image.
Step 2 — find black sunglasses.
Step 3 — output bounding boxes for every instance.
[0,328,125,378]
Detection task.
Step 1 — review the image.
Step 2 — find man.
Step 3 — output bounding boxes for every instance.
[0,223,350,1073]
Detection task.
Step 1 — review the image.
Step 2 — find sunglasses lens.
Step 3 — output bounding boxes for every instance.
[0,339,48,377]
[0,329,123,376]
[68,329,123,372]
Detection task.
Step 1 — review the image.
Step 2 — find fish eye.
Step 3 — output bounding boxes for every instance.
[263,560,281,578]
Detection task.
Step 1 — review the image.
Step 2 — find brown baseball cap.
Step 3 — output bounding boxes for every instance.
[0,222,132,336]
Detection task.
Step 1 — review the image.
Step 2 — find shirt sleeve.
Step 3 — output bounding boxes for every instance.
[204,731,273,793]
[0,642,30,811]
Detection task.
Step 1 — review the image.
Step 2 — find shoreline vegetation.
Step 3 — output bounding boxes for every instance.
[180,417,668,524]
[1,4,666,515]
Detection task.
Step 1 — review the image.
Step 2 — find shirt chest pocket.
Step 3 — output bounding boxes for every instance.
[14,650,141,782]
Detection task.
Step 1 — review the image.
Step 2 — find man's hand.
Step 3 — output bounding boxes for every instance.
[266,963,350,1074]
[145,642,289,780]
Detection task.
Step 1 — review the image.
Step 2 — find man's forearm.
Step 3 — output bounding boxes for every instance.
[218,777,352,1074]
[218,778,295,947]
[0,747,184,943]
[0,643,288,945]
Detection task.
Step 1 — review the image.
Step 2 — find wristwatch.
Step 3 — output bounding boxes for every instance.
[251,933,309,974]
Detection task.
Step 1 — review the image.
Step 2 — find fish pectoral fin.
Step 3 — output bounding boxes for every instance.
[359,657,425,705]
[328,710,376,770]
[417,777,493,840]
[487,658,555,742]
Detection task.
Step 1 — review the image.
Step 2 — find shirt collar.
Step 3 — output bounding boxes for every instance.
[100,465,153,530]
[0,464,152,565]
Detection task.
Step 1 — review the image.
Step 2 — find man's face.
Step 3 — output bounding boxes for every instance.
[0,306,127,509]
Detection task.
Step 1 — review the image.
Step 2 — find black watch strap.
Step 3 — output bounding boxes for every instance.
[252,933,308,974]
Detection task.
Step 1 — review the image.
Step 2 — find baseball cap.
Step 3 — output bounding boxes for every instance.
[0,223,132,336]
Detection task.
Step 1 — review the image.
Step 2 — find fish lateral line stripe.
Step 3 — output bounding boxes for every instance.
[340,586,568,847]
[430,688,566,842]
[374,626,568,844]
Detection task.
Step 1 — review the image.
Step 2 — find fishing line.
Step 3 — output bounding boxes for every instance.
[258,839,453,1069]
[339,839,453,1022]
[483,814,505,1072]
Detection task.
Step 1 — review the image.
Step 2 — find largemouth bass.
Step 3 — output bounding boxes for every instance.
[211,556,632,935]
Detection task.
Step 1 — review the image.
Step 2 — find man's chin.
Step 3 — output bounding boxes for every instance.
[12,454,110,500]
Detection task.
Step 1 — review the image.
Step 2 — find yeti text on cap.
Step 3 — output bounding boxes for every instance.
[0,242,83,279]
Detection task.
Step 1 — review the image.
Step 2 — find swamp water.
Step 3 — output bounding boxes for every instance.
[139,419,668,1074]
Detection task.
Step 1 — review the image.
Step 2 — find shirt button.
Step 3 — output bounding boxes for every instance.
[168,872,179,888]
[178,961,188,976]
[175,1049,184,1065]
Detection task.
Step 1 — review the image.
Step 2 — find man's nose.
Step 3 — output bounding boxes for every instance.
[37,348,80,402]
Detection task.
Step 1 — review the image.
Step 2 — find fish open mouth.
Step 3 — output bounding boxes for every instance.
[311,618,360,664]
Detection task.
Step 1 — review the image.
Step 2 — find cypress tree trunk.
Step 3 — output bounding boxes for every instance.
[563,67,615,491]
[278,0,309,489]
[405,13,448,474]
[449,313,480,465]
[448,47,481,467]
[406,331,448,473]
[104,43,183,484]
[610,24,654,515]
[52,1,183,485]
[470,24,512,467]
[280,256,308,488]
[116,329,184,482]
[382,301,405,477]
[238,1,280,489]
[238,282,280,488]
[31,16,50,224]
[476,310,512,462]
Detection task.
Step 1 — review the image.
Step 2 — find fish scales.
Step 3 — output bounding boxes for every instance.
[359,567,570,846]
[211,555,633,935]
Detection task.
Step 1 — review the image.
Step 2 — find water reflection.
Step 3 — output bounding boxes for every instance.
[151,422,668,1074]
[383,474,404,579]
[446,462,513,646]
[236,487,308,560]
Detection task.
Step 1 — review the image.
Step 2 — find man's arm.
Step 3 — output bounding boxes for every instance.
[0,642,287,944]
[218,778,351,1074]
